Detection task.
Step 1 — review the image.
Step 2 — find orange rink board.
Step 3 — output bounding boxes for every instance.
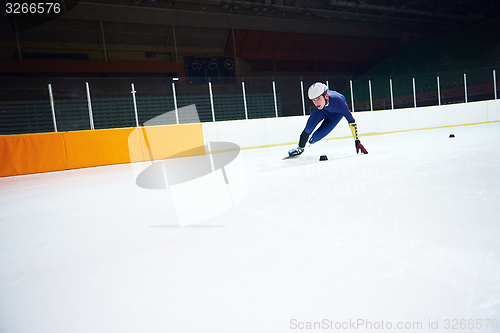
[0,123,205,177]
[64,127,138,170]
[0,132,67,177]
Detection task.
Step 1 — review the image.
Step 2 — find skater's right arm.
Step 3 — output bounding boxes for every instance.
[287,107,320,157]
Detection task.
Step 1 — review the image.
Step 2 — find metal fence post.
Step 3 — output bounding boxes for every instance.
[389,79,394,110]
[437,76,441,106]
[242,79,248,120]
[464,73,468,103]
[48,83,58,132]
[85,82,95,130]
[494,70,498,100]
[349,79,355,112]
[208,79,215,122]
[300,79,306,116]
[368,79,373,111]
[272,79,278,117]
[131,83,139,127]
[172,78,179,124]
[412,77,417,108]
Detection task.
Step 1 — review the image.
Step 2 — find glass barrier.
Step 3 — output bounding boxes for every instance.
[48,77,93,132]
[0,65,498,135]
[415,72,439,107]
[0,77,52,135]
[175,77,212,123]
[244,77,279,119]
[86,77,137,129]
[465,67,497,102]
[210,77,245,122]
[438,71,466,105]
[274,76,301,117]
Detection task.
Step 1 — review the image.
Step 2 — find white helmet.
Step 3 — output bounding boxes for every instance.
[308,82,328,100]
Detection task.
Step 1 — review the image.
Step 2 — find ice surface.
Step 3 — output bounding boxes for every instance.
[1,122,500,332]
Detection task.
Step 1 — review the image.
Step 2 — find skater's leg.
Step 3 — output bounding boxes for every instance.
[304,110,326,134]
[309,113,343,143]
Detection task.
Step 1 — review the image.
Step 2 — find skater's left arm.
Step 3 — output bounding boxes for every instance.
[349,120,368,154]
[349,121,359,141]
[336,93,368,154]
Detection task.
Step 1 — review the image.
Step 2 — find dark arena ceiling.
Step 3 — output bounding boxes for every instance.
[1,0,500,74]
[69,0,500,31]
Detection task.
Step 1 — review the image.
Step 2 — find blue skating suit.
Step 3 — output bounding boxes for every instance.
[304,90,355,144]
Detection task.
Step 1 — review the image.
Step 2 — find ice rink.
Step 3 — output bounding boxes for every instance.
[1,122,500,333]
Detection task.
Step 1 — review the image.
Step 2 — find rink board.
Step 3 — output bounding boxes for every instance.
[0,124,204,177]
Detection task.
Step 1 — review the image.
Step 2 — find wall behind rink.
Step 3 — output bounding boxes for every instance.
[1,99,500,177]
[202,99,500,152]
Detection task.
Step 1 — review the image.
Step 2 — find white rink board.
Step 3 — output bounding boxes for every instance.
[203,99,500,150]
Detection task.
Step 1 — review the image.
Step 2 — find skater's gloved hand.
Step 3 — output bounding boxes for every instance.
[355,140,368,154]
[288,147,304,157]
